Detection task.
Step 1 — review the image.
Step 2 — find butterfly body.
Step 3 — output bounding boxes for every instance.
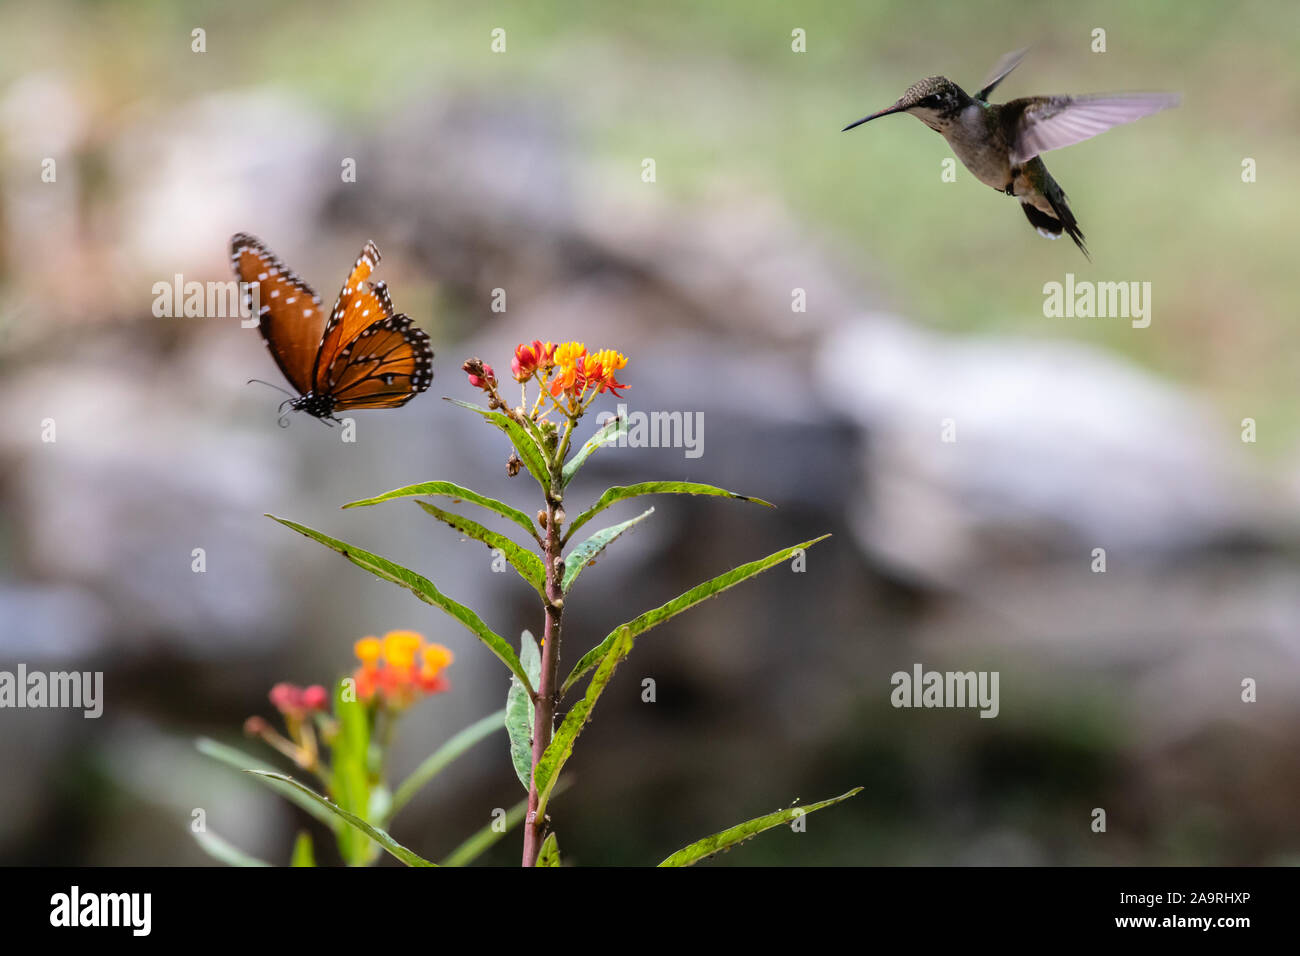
[289,392,341,420]
[230,233,433,420]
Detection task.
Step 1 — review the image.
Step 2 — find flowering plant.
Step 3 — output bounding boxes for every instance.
[200,342,857,866]
[196,632,513,866]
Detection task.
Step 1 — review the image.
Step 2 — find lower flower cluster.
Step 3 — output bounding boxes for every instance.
[353,630,454,710]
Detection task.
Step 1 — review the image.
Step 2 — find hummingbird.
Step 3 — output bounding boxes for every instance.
[842,48,1179,259]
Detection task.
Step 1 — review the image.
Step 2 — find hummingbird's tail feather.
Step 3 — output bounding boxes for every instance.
[1022,184,1090,259]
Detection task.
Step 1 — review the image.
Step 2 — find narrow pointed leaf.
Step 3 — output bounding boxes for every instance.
[415,500,545,595]
[562,507,654,592]
[506,632,542,791]
[438,779,570,867]
[196,737,339,831]
[561,414,627,487]
[537,832,561,867]
[192,829,273,867]
[565,482,773,542]
[535,628,634,818]
[245,771,436,867]
[290,831,315,867]
[439,796,527,867]
[658,788,863,866]
[562,534,828,695]
[268,516,533,694]
[447,398,550,487]
[388,710,507,820]
[343,480,537,541]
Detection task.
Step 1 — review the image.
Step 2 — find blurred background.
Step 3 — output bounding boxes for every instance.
[1,0,1298,865]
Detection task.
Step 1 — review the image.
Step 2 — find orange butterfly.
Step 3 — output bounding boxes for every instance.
[230,233,433,421]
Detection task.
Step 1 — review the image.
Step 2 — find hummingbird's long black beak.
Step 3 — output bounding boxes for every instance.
[842,103,906,131]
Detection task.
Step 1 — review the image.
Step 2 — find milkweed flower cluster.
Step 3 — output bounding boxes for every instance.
[245,682,331,770]
[466,341,628,425]
[353,630,454,710]
[269,682,329,719]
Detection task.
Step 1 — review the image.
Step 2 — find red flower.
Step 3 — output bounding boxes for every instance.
[269,682,329,719]
[512,340,555,383]
[300,685,329,711]
[467,362,496,389]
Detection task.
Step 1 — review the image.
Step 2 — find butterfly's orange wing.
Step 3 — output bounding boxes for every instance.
[325,314,434,410]
[313,240,433,409]
[312,240,388,390]
[230,233,324,396]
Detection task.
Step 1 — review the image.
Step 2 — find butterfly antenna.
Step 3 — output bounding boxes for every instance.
[247,378,298,400]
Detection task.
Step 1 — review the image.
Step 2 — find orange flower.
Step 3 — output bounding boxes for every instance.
[549,342,588,398]
[418,642,454,693]
[352,631,453,709]
[585,349,629,396]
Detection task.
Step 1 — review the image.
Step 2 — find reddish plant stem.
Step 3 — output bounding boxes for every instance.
[522,477,564,867]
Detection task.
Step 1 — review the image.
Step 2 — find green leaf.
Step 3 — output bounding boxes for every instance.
[447,398,550,487]
[245,771,436,867]
[415,500,546,595]
[343,480,537,542]
[192,829,272,867]
[196,737,339,831]
[537,832,561,867]
[562,507,654,593]
[388,710,507,821]
[330,681,374,866]
[565,482,774,543]
[268,516,534,694]
[439,796,528,867]
[561,414,627,487]
[438,778,573,867]
[290,831,315,867]
[657,788,863,867]
[535,628,634,819]
[562,534,829,695]
[506,631,542,791]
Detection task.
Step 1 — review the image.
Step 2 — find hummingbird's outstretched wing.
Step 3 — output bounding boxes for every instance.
[975,46,1030,102]
[1004,93,1181,166]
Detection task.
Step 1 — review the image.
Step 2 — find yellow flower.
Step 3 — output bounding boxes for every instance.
[553,341,587,368]
[382,630,422,669]
[354,636,382,667]
[422,643,454,673]
[586,349,628,395]
[549,342,588,398]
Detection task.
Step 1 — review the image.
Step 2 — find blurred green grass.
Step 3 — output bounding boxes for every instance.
[4,0,1296,447]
